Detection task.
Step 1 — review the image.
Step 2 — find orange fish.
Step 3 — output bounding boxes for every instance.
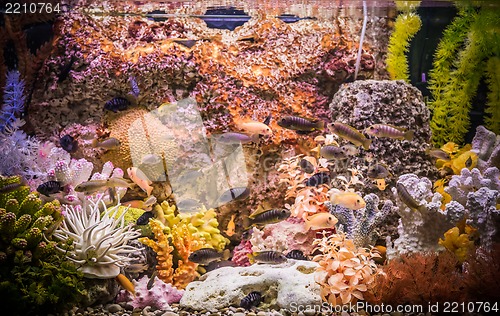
[236,120,272,136]
[127,167,153,196]
[304,212,338,231]
[224,214,236,237]
[330,191,366,210]
[374,178,387,191]
[122,196,157,211]
[116,273,135,296]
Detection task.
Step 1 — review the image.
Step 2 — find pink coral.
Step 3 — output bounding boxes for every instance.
[116,275,183,310]
[231,240,253,267]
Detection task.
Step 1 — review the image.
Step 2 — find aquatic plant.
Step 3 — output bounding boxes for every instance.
[435,141,478,175]
[365,251,466,306]
[439,224,476,263]
[429,4,500,145]
[313,233,379,306]
[484,57,500,133]
[0,176,86,314]
[52,199,141,279]
[326,193,394,248]
[116,275,184,310]
[463,244,500,303]
[386,2,422,81]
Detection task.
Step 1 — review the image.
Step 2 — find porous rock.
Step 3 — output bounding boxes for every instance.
[180,260,324,312]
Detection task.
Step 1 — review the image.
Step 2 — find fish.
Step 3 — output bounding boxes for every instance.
[129,76,140,98]
[277,14,317,23]
[465,156,473,169]
[218,187,250,204]
[37,181,63,196]
[285,250,308,261]
[305,172,331,187]
[425,148,451,161]
[172,39,199,48]
[396,182,424,211]
[116,273,135,296]
[214,132,258,144]
[74,178,133,194]
[136,211,155,225]
[204,260,237,272]
[263,114,272,126]
[277,116,324,133]
[123,196,157,211]
[329,122,372,150]
[320,145,347,160]
[304,212,338,230]
[127,167,154,196]
[374,178,387,191]
[364,124,414,141]
[330,191,366,210]
[0,181,23,194]
[236,120,273,136]
[91,137,121,150]
[124,263,148,274]
[188,248,230,265]
[341,144,359,156]
[249,208,291,226]
[177,198,202,212]
[373,245,387,264]
[224,214,236,237]
[60,134,78,153]
[104,97,131,113]
[147,270,157,290]
[237,35,256,43]
[240,291,262,310]
[247,251,287,264]
[241,227,253,240]
[367,164,391,179]
[299,158,315,174]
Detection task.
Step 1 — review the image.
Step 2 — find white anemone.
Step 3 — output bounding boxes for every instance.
[53,199,141,279]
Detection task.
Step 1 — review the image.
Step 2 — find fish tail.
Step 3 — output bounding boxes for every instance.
[222,248,231,261]
[304,219,311,231]
[247,252,255,264]
[404,130,414,141]
[146,185,153,196]
[316,120,325,130]
[417,204,427,213]
[91,139,98,148]
[363,138,372,150]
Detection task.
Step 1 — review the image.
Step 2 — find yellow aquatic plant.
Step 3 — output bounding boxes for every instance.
[433,179,452,210]
[439,223,477,263]
[435,142,477,175]
[386,3,422,81]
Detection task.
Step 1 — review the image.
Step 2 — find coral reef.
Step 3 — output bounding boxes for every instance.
[386,173,464,259]
[53,199,141,278]
[0,175,86,314]
[326,193,394,248]
[116,275,184,310]
[249,217,318,256]
[312,233,379,306]
[471,125,500,171]
[231,239,253,267]
[428,4,500,145]
[328,80,437,198]
[180,260,323,311]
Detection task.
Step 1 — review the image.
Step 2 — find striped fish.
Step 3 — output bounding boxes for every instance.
[249,208,290,226]
[240,291,262,309]
[277,116,324,133]
[320,145,347,160]
[365,124,414,141]
[396,182,425,211]
[247,251,287,264]
[218,187,250,204]
[329,122,372,150]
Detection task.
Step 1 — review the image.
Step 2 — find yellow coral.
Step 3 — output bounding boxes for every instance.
[436,142,478,174]
[171,224,203,289]
[433,179,452,210]
[312,233,379,306]
[439,225,476,262]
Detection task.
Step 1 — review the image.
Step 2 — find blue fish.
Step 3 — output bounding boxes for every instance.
[60,134,78,153]
[104,97,131,113]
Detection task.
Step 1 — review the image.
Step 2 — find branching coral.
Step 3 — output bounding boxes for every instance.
[326,193,394,248]
[312,233,379,306]
[0,70,25,132]
[471,125,500,171]
[52,199,141,279]
[429,4,500,145]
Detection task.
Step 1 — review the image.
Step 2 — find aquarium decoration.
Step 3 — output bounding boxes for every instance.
[429,3,500,145]
[386,1,422,81]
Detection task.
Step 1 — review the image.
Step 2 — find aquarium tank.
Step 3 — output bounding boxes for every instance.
[0,0,499,315]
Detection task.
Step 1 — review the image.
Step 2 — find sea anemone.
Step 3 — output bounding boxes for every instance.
[53,199,141,279]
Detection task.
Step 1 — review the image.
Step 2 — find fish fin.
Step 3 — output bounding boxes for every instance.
[249,205,266,219]
[417,205,427,213]
[222,249,231,261]
[404,130,414,141]
[316,120,325,130]
[247,253,255,264]
[146,185,153,197]
[363,139,372,150]
[263,114,272,126]
[91,139,98,148]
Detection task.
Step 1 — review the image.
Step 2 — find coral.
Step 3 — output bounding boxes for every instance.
[439,225,476,263]
[249,217,318,256]
[0,70,25,132]
[471,125,500,171]
[386,174,465,259]
[446,167,500,206]
[328,80,438,199]
[326,193,394,248]
[52,199,141,279]
[231,240,253,267]
[463,244,500,302]
[116,275,184,310]
[428,4,500,145]
[312,233,379,306]
[365,251,466,306]
[386,8,421,81]
[435,142,478,175]
[170,224,200,289]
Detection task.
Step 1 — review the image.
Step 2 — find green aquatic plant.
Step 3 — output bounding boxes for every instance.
[386,1,422,81]
[429,4,500,145]
[0,175,86,314]
[484,57,500,133]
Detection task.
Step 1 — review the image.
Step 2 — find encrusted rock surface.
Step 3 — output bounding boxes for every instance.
[471,125,500,171]
[180,260,324,312]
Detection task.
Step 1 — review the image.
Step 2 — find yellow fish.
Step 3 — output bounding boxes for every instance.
[236,120,273,136]
[224,214,236,237]
[304,212,338,231]
[74,178,133,194]
[374,178,387,191]
[116,273,135,296]
[329,122,371,150]
[330,191,366,210]
[127,167,153,196]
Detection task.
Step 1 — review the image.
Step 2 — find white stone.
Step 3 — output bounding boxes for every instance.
[180,259,325,312]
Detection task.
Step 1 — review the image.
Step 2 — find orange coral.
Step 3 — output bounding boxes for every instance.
[171,224,204,289]
[139,219,174,283]
[312,233,379,306]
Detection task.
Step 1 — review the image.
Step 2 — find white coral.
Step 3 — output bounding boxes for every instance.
[53,199,141,279]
